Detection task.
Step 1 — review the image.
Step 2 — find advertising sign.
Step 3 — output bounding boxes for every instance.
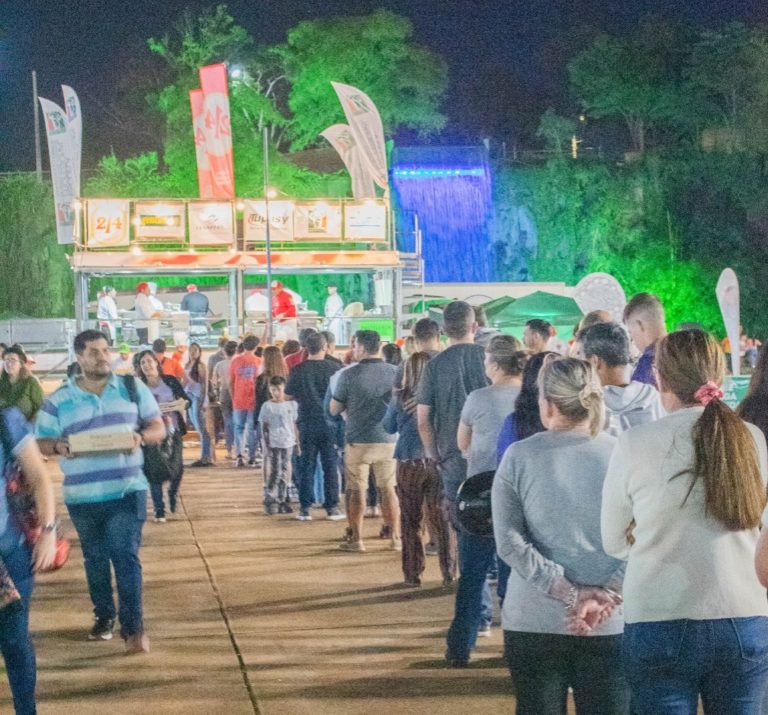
[243,200,294,242]
[39,97,77,244]
[321,124,376,199]
[86,200,129,247]
[199,63,235,199]
[722,375,751,409]
[294,201,342,239]
[134,202,186,240]
[188,201,234,245]
[344,201,387,240]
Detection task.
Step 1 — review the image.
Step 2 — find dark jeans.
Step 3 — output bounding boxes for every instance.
[297,426,339,512]
[504,630,630,715]
[67,491,147,638]
[0,534,36,715]
[445,521,495,662]
[624,617,768,714]
[136,327,148,345]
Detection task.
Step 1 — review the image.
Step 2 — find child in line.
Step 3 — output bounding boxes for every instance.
[257,376,299,515]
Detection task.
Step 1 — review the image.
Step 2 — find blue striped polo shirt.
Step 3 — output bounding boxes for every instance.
[35,374,160,505]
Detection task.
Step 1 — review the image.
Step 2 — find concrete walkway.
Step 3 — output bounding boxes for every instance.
[10,454,514,714]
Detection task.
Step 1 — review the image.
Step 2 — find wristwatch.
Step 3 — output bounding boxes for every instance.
[41,521,56,533]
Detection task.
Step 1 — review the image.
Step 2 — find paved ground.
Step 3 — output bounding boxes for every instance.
[6,449,514,714]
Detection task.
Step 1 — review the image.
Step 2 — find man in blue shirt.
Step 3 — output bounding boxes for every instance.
[623,292,667,388]
[36,330,165,654]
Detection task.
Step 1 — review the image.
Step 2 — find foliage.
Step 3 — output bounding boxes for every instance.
[0,176,73,318]
[536,109,577,156]
[279,9,448,150]
[499,160,724,334]
[568,24,686,154]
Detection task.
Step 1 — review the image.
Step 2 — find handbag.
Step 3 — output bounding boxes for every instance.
[0,410,70,572]
[142,423,181,484]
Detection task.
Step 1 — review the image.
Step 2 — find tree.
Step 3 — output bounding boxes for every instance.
[279,10,448,150]
[686,24,768,152]
[536,109,577,156]
[568,23,686,154]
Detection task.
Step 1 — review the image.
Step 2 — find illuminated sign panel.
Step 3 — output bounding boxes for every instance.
[134,202,186,240]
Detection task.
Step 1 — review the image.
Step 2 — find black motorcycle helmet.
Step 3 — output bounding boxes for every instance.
[455,470,496,537]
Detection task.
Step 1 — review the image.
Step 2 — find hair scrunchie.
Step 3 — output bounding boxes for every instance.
[694,381,723,407]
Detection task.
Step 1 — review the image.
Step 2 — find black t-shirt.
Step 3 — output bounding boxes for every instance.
[286,359,340,428]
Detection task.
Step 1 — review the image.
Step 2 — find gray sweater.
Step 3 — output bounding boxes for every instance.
[492,429,625,635]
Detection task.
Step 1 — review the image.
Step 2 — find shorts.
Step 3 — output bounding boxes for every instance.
[344,442,396,491]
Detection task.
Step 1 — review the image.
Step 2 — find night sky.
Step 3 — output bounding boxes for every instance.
[2,0,767,172]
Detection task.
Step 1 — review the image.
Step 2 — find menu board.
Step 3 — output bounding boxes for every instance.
[294,201,342,240]
[134,202,186,240]
[243,200,294,242]
[188,201,235,245]
[86,199,129,247]
[344,201,387,240]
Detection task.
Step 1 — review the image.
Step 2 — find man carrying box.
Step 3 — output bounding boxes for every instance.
[35,330,166,655]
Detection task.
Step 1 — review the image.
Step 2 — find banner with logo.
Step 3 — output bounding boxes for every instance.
[39,97,77,244]
[321,124,376,199]
[189,89,214,199]
[243,200,294,242]
[61,85,82,195]
[294,201,342,239]
[188,201,235,245]
[86,200,129,247]
[134,202,186,240]
[344,201,387,240]
[199,64,235,199]
[331,82,388,191]
[716,267,741,376]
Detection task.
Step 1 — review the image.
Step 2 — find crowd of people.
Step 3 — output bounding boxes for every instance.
[4,287,768,714]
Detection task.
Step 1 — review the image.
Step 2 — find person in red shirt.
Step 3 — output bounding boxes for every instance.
[285,328,318,372]
[229,335,263,467]
[272,281,298,341]
[152,338,185,380]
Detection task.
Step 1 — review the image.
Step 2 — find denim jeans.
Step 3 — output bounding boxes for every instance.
[297,425,339,512]
[232,408,256,460]
[624,617,768,714]
[445,501,495,663]
[188,394,211,460]
[220,395,234,454]
[149,474,182,518]
[505,630,630,714]
[0,534,36,715]
[67,491,147,638]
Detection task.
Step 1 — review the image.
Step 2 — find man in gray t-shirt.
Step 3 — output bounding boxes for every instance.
[330,330,399,551]
[415,301,492,667]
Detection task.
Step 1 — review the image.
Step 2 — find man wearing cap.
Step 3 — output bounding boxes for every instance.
[111,344,134,376]
[272,281,298,341]
[134,283,161,346]
[181,284,210,336]
[324,283,345,344]
[97,287,119,345]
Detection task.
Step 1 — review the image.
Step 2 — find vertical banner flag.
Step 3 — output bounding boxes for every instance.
[321,124,376,199]
[331,82,388,191]
[39,97,77,245]
[61,85,82,195]
[199,63,235,199]
[716,268,741,376]
[189,89,214,199]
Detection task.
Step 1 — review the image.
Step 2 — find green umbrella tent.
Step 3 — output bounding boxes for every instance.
[490,291,584,340]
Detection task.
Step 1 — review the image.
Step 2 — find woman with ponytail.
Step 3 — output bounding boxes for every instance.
[602,329,768,714]
[493,357,628,713]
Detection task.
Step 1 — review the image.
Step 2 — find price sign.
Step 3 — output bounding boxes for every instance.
[87,200,129,247]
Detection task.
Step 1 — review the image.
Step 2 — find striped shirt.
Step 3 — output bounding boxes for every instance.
[35,374,160,505]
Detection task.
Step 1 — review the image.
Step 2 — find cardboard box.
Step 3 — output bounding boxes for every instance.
[68,430,136,455]
[159,399,187,414]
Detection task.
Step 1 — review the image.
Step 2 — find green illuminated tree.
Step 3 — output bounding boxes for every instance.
[279,9,448,150]
[536,109,577,156]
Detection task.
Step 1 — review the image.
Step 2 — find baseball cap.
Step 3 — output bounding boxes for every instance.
[118,343,131,354]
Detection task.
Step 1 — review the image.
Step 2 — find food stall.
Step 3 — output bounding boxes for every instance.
[70,196,404,345]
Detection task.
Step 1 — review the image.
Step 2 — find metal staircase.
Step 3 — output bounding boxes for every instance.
[396,212,426,330]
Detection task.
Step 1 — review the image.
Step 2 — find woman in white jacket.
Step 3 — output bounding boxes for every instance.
[602,329,768,714]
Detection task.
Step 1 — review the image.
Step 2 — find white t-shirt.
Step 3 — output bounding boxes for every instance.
[258,400,298,448]
[245,292,268,312]
[134,293,155,328]
[602,406,768,624]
